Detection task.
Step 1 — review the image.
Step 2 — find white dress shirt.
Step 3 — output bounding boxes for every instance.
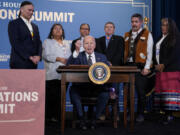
[155,34,168,64]
[42,39,71,80]
[72,50,96,64]
[20,16,33,36]
[85,52,96,64]
[132,28,154,69]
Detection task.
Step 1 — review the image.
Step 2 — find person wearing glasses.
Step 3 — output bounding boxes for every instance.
[71,23,90,54]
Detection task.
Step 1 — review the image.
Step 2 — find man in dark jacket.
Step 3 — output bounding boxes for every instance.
[67,35,109,130]
[8,1,42,69]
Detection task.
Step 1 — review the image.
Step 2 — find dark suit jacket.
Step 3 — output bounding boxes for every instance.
[67,51,110,93]
[67,51,110,66]
[153,34,180,72]
[95,35,124,66]
[8,17,42,69]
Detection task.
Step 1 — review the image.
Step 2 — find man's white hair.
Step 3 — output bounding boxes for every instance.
[83,35,96,44]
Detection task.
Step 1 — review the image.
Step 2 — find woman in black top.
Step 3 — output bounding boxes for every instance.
[153,18,180,125]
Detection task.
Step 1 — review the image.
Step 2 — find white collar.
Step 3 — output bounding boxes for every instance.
[52,39,64,46]
[20,16,31,24]
[163,34,168,37]
[132,27,143,35]
[85,52,95,58]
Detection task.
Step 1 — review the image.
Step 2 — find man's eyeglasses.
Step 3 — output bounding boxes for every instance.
[80,28,89,30]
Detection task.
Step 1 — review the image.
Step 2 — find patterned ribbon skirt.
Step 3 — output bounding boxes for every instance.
[154,72,180,111]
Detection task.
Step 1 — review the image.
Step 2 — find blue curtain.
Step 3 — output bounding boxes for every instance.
[152,0,180,41]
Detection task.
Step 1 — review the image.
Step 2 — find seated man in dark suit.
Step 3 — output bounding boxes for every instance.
[67,35,110,130]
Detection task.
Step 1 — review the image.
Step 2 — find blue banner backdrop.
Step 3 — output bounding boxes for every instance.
[0,0,152,111]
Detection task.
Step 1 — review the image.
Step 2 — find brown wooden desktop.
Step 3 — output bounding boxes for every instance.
[57,66,140,134]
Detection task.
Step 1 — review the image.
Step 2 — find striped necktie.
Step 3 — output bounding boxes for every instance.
[88,55,92,66]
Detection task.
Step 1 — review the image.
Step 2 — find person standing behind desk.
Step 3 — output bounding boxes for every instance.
[42,23,71,123]
[124,13,154,122]
[96,21,124,66]
[153,18,180,125]
[8,1,42,69]
[96,21,124,120]
[71,23,90,53]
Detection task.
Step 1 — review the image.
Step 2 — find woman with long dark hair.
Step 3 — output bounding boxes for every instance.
[153,18,180,124]
[42,23,71,123]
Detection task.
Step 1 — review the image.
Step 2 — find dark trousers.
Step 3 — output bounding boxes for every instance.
[125,63,154,114]
[135,72,149,114]
[45,80,61,121]
[70,84,109,120]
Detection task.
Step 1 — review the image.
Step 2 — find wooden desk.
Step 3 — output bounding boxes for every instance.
[57,66,140,134]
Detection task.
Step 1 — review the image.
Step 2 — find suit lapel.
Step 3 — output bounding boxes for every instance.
[106,35,115,58]
[82,52,88,65]
[107,35,114,49]
[102,36,107,52]
[19,18,33,39]
[31,23,36,37]
[95,52,101,62]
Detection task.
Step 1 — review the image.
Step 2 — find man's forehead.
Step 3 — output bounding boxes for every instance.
[84,37,94,42]
[131,17,140,21]
[81,25,89,28]
[106,24,113,26]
